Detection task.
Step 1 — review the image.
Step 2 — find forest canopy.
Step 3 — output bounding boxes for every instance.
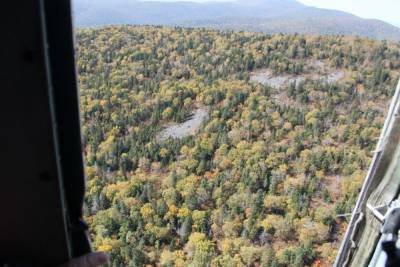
[76,25,400,266]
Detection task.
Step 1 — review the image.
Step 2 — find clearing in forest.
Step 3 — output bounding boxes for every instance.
[156,107,209,141]
[250,59,345,88]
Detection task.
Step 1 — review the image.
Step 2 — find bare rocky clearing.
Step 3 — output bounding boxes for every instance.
[156,107,209,141]
[250,60,345,89]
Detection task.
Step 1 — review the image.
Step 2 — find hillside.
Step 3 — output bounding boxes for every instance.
[73,0,400,40]
[77,25,400,266]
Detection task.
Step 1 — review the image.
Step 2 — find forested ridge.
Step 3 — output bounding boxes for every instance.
[76,25,400,266]
[73,0,400,41]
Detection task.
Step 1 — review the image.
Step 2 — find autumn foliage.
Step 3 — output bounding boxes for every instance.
[77,26,399,266]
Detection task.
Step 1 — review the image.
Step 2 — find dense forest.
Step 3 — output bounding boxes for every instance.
[76,26,400,266]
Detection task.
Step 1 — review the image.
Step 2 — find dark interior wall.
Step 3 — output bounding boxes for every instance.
[0,1,90,265]
[0,1,71,265]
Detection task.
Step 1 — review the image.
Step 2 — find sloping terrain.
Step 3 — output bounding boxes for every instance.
[73,0,400,40]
